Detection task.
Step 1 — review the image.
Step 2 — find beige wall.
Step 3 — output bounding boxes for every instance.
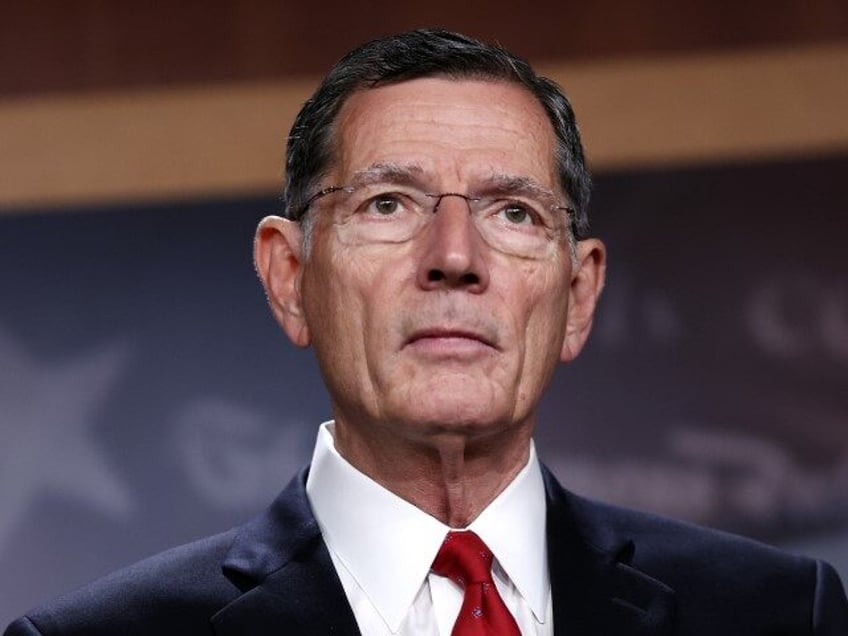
[1,43,847,212]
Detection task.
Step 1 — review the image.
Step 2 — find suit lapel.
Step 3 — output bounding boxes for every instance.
[209,463,676,635]
[211,468,360,636]
[543,466,676,635]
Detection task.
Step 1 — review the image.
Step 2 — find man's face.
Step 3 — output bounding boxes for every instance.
[261,77,604,448]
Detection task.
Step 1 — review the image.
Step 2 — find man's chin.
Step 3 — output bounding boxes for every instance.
[386,397,517,439]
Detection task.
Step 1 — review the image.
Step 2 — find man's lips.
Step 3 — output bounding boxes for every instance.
[405,328,498,351]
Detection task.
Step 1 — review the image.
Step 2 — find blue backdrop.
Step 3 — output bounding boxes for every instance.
[2,156,847,625]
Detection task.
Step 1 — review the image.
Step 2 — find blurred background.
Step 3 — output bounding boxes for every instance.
[1,1,847,626]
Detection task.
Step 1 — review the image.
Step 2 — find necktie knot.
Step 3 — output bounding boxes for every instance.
[432,530,495,585]
[431,531,521,635]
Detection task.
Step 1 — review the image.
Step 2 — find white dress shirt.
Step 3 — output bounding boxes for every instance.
[305,422,553,635]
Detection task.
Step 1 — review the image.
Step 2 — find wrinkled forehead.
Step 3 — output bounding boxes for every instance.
[327,77,560,192]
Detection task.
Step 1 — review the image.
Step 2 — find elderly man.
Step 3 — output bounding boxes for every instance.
[5,29,847,636]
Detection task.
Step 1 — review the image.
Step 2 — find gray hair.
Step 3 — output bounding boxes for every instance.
[284,29,591,258]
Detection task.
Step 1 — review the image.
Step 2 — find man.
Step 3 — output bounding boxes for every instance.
[5,28,847,636]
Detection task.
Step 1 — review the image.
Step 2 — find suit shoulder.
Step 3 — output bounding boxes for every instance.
[550,484,848,631]
[568,490,815,575]
[12,529,242,636]
[578,491,848,615]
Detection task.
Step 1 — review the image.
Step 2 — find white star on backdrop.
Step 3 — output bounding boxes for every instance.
[0,326,133,555]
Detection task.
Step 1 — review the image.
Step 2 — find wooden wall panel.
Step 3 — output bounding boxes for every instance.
[2,0,847,96]
[2,3,847,211]
[1,44,846,211]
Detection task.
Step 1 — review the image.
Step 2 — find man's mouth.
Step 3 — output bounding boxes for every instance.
[405,328,499,355]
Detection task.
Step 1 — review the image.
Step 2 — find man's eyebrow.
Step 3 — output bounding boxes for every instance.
[348,163,426,186]
[478,174,562,203]
[344,166,567,205]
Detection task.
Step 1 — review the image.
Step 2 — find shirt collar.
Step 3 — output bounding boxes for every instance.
[305,421,549,631]
[468,442,549,622]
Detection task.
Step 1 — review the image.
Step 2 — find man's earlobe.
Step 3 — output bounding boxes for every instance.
[560,238,607,363]
[254,216,311,347]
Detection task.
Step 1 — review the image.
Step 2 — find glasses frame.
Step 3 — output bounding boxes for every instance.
[294,184,578,245]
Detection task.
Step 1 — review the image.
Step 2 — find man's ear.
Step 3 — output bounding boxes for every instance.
[254,216,311,348]
[560,238,607,363]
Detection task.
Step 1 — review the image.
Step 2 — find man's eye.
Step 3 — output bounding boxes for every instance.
[369,195,403,215]
[500,203,534,225]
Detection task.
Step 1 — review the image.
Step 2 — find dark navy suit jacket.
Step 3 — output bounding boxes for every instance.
[5,466,848,635]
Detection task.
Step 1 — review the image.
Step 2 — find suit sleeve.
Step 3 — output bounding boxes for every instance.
[813,560,848,635]
[3,617,44,636]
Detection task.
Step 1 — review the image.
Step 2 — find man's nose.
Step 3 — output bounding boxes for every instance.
[415,194,490,292]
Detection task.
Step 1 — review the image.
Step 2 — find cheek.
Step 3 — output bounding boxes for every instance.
[299,254,375,406]
[303,243,404,365]
[512,260,568,321]
[516,265,571,366]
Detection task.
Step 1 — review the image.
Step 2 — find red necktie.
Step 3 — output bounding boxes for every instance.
[431,530,521,636]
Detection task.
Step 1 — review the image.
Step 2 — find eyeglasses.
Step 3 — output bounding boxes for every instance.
[296,179,574,259]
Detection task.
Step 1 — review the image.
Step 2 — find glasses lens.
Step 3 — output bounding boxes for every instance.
[471,196,562,258]
[314,182,566,258]
[334,184,429,244]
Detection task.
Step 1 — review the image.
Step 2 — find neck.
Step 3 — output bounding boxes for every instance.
[332,418,533,527]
